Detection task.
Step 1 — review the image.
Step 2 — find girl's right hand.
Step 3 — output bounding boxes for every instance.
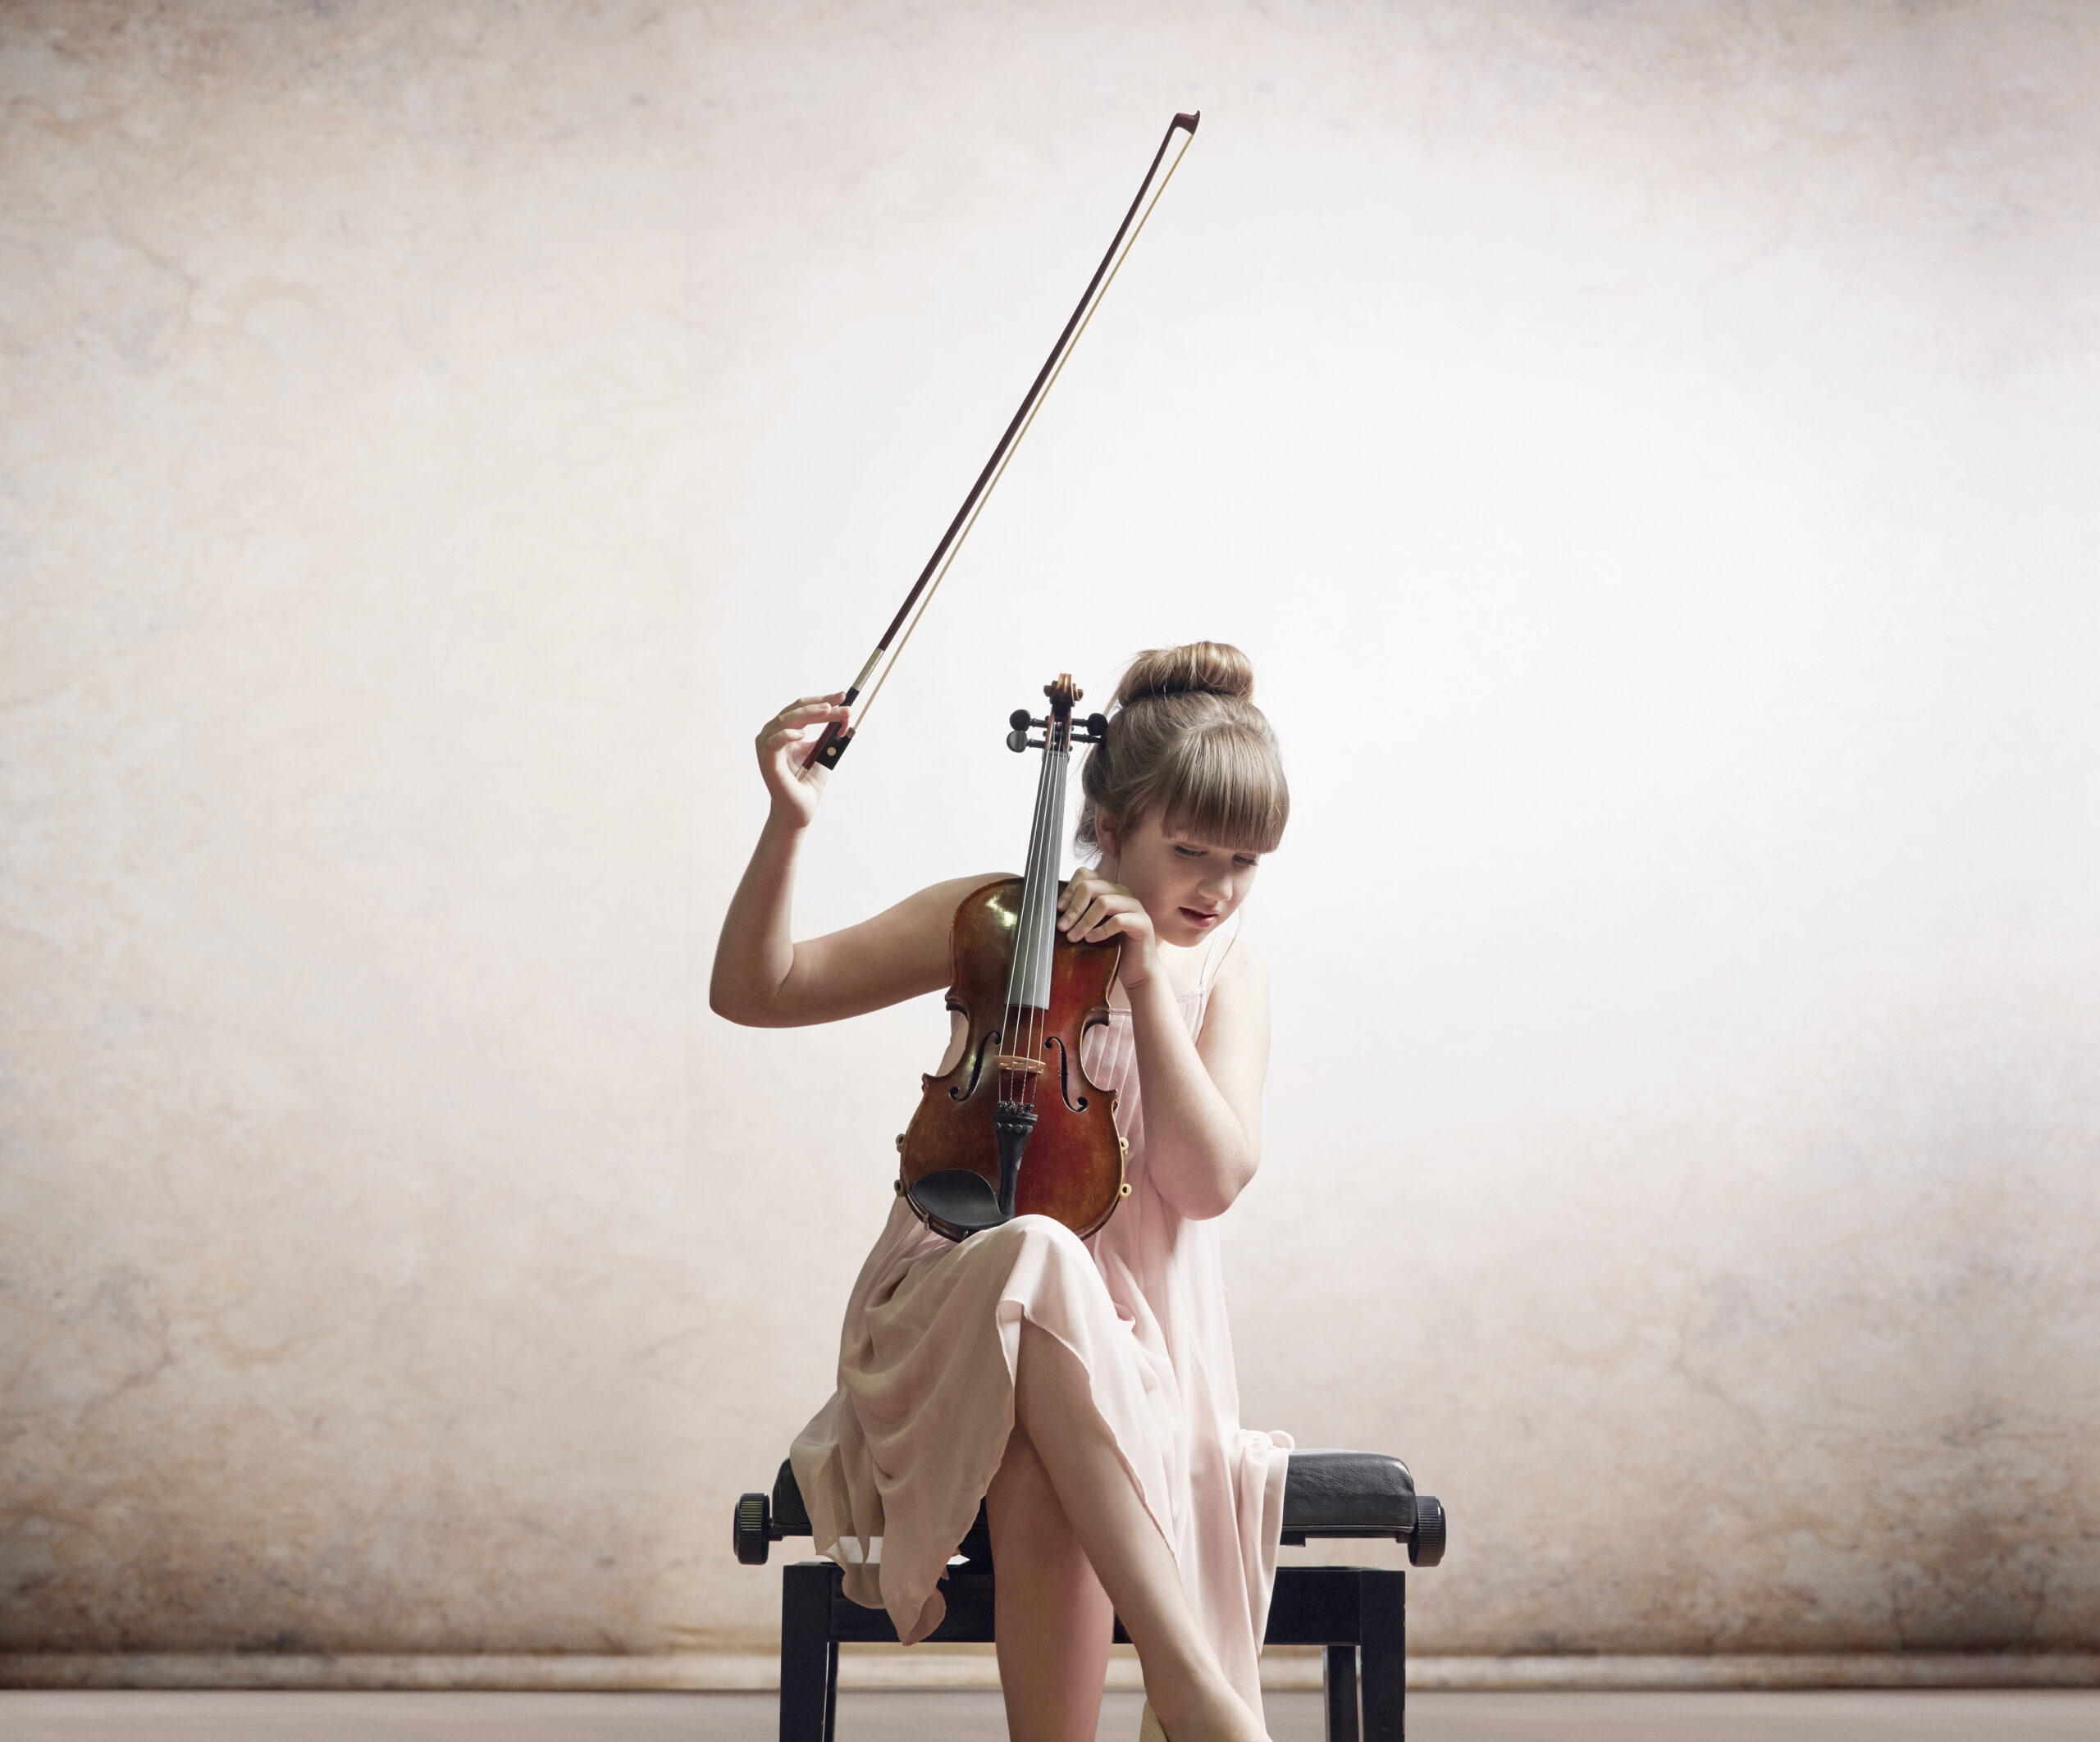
[757,693,851,828]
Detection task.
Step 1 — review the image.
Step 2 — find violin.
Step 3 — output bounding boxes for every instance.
[897,676,1126,1242]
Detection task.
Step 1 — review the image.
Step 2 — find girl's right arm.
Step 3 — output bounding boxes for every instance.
[709,693,1002,1028]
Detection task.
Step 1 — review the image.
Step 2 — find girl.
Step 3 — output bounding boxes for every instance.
[711,642,1290,1742]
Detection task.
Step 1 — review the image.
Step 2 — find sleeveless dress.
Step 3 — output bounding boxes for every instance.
[788,914,1292,1720]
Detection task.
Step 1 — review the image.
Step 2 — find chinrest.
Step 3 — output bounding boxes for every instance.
[906,1168,1009,1238]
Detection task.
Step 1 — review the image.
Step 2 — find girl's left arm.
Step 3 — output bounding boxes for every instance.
[1119,943,1271,1220]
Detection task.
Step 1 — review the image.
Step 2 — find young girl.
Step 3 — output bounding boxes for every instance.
[711,642,1290,1742]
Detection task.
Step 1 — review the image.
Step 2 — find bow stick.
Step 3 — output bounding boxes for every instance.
[800,110,1201,775]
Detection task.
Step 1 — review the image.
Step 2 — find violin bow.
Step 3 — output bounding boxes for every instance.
[800,110,1201,775]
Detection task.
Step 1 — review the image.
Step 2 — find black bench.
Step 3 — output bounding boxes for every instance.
[735,1449,1446,1741]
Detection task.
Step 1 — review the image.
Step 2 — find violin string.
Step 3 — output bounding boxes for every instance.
[1005,727,1058,1110]
[1020,729,1060,1108]
[1026,730,1065,1116]
[1004,758,1035,1110]
[1009,743,1047,1028]
[1020,755,1050,1124]
[1036,735,1075,1114]
[1043,732,1072,1104]
[1029,742,1061,1111]
[846,127,1198,741]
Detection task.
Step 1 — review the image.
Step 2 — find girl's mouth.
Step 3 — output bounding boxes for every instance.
[1180,907,1221,928]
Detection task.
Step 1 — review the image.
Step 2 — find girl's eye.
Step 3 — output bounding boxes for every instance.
[1175,846,1203,859]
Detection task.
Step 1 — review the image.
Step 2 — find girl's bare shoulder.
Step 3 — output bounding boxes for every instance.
[1208,932,1270,1005]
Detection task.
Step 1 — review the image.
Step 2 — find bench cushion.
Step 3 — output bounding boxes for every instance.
[1278,1448,1417,1541]
[769,1445,1418,1545]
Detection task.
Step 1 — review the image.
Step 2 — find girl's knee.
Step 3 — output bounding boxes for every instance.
[999,1212,1090,1261]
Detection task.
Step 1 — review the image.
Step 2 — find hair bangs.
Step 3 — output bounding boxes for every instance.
[1153,724,1289,855]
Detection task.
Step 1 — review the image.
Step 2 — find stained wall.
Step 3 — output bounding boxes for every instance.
[3,0,2097,1658]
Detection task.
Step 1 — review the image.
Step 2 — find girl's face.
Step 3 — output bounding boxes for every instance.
[1098,810,1263,950]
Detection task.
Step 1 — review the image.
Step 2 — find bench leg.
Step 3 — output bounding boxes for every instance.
[780,1562,839,1742]
[1323,1644,1361,1742]
[1358,1568,1405,1742]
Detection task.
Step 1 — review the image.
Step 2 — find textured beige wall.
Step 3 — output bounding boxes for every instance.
[3,0,2097,1661]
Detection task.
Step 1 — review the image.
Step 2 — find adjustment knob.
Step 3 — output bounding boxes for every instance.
[1409,1493,1447,1567]
[1010,708,1034,731]
[733,1492,773,1566]
[1007,729,1030,753]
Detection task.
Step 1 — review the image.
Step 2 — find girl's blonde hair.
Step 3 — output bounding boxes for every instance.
[1075,641,1289,858]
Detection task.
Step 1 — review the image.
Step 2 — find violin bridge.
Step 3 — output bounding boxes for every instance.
[995,1054,1047,1076]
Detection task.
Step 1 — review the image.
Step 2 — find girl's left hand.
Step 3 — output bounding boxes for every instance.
[1057,867,1159,988]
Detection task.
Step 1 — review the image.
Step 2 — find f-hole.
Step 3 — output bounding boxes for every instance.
[952,1028,1000,1101]
[1043,1035,1089,1113]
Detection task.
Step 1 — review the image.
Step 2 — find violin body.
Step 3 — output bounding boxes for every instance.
[900,877,1126,1240]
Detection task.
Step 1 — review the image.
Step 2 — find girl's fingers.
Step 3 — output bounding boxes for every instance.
[1071,893,1144,942]
[767,695,849,736]
[761,706,848,747]
[1096,897,1149,943]
[1061,871,1117,914]
[766,719,830,745]
[1057,872,1147,944]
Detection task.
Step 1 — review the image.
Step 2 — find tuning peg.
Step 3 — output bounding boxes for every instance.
[1083,712,1109,743]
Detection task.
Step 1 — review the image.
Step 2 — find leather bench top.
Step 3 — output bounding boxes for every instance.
[769,1446,1418,1539]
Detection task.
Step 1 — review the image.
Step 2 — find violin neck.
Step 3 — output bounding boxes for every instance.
[1004,740,1067,1011]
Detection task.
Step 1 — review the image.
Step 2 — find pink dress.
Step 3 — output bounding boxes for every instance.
[789,915,1292,1720]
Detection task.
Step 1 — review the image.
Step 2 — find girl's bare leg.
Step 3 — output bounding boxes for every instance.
[988,1421,1114,1742]
[1000,1320,1269,1742]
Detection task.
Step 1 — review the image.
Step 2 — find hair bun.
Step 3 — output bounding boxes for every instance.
[1115,641,1255,708]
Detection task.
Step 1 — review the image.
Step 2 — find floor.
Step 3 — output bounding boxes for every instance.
[4,1690,2099,1740]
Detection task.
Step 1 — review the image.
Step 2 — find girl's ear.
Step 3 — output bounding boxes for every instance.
[1094,809,1121,856]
